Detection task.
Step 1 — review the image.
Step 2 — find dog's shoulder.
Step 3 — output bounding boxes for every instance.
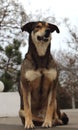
[24,52,32,61]
[21,53,35,71]
[48,54,57,69]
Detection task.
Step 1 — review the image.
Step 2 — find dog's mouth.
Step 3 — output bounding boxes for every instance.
[37,36,49,42]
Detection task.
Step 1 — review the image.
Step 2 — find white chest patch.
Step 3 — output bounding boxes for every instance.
[43,69,57,81]
[25,70,41,81]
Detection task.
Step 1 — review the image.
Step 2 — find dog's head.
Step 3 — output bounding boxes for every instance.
[21,21,60,56]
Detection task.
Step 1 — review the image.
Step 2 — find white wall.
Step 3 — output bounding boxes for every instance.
[0,92,20,117]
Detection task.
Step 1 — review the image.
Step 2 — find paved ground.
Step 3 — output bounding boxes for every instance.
[0,109,78,130]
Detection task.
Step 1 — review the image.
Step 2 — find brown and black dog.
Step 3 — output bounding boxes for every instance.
[19,21,69,128]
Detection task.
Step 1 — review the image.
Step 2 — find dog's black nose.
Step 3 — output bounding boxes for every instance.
[45,29,50,38]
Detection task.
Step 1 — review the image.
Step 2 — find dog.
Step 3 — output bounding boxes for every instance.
[19,21,69,128]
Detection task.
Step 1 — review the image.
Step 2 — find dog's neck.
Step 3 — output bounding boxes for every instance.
[28,35,51,69]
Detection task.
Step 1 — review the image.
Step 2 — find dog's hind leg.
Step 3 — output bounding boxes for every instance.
[53,100,63,126]
[19,109,44,122]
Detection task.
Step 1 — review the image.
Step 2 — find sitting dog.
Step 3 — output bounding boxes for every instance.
[19,21,69,128]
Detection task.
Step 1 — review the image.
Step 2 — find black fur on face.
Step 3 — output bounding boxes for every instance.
[21,21,60,34]
[21,21,60,56]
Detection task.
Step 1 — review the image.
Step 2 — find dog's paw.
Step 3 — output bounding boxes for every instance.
[25,120,35,129]
[53,119,63,126]
[42,120,52,128]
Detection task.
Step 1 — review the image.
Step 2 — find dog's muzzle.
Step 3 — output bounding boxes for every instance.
[37,36,49,42]
[37,29,50,42]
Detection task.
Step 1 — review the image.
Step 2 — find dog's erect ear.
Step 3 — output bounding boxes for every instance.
[48,23,60,33]
[21,22,36,33]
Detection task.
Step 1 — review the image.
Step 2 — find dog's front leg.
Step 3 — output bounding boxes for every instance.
[42,88,56,127]
[20,82,34,129]
[42,69,57,127]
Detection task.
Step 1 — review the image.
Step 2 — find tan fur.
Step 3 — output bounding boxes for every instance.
[19,109,44,122]
[20,82,34,128]
[19,21,61,129]
[25,70,41,81]
[31,29,51,56]
[43,69,57,81]
[42,89,56,127]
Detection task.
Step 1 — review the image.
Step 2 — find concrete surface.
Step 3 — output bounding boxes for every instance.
[0,109,78,130]
[0,93,78,129]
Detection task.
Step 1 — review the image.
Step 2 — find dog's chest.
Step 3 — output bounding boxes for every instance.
[33,41,50,56]
[31,81,48,109]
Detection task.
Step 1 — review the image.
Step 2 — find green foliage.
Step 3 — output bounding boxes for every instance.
[5,45,13,58]
[0,39,22,92]
[0,72,13,92]
[5,39,22,64]
[0,45,4,51]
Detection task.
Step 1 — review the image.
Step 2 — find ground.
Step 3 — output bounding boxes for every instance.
[0,109,78,130]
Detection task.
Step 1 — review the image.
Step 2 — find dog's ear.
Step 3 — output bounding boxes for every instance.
[48,23,60,33]
[21,22,36,33]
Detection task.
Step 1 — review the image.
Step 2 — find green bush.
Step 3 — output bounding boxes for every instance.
[0,72,13,92]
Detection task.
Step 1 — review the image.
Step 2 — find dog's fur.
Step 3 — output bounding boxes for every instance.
[19,21,69,128]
